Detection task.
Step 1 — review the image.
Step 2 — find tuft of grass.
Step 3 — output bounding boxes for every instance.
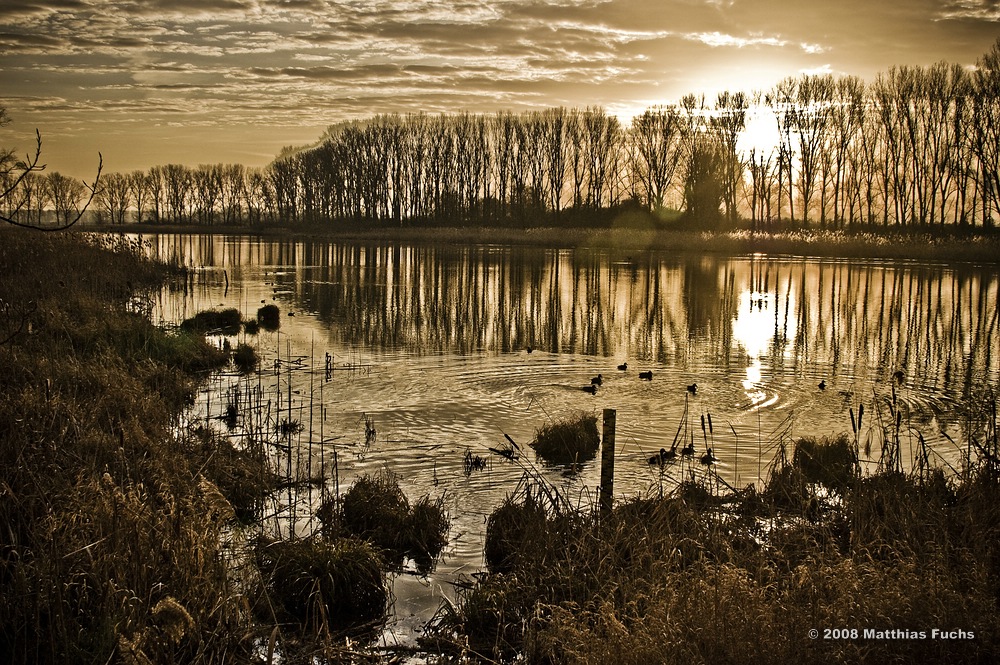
[179,307,243,336]
[530,412,601,465]
[792,433,857,492]
[253,536,389,637]
[231,342,259,374]
[257,304,281,331]
[318,472,450,573]
[406,495,451,573]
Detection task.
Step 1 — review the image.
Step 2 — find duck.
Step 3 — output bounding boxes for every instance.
[591,374,603,386]
[662,443,678,462]
[639,370,653,381]
[700,448,718,466]
[686,383,698,396]
[648,448,668,465]
[582,384,598,395]
[818,380,826,391]
[617,362,628,371]
[526,346,534,354]
[681,437,695,457]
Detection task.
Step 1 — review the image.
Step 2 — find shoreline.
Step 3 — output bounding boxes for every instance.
[82,222,1000,265]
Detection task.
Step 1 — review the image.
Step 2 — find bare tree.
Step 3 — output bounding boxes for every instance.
[0,106,102,230]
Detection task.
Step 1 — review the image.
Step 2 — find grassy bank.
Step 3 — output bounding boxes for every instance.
[429,426,1000,663]
[0,230,451,663]
[89,221,1000,264]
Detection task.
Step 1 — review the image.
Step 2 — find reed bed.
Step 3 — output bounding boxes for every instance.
[0,229,389,663]
[431,418,1000,664]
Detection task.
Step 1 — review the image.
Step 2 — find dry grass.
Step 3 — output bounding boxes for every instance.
[0,229,371,663]
[318,471,451,574]
[530,412,601,465]
[435,426,1000,664]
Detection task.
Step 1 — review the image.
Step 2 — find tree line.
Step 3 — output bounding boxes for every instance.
[6,39,1000,231]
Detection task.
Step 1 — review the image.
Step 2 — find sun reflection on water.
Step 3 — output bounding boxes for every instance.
[732,288,796,409]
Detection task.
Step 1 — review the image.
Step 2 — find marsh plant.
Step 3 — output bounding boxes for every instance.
[530,411,601,466]
[318,471,450,573]
[432,424,1000,664]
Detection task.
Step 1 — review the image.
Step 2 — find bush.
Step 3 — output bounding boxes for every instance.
[530,412,601,465]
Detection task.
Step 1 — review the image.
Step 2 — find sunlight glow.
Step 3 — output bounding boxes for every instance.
[732,287,796,407]
[737,106,780,156]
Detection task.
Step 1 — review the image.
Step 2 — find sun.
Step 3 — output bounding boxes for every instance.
[737,106,780,156]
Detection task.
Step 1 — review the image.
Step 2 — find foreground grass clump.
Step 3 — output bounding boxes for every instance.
[318,471,450,573]
[432,430,1000,664]
[253,536,389,637]
[530,412,601,465]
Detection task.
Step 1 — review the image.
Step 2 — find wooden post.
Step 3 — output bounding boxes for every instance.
[600,408,616,517]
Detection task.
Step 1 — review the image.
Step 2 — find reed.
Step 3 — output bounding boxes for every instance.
[435,424,1000,663]
[0,228,381,663]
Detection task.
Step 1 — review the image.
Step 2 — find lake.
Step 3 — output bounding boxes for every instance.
[139,232,999,645]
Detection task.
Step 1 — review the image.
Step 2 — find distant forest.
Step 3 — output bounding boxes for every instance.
[8,39,1000,231]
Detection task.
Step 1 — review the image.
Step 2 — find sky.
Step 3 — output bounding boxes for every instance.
[1,0,998,180]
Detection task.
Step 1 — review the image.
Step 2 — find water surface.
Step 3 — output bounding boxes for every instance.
[142,233,1000,643]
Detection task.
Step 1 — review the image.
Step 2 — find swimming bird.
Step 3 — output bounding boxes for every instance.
[617,362,628,371]
[639,370,653,381]
[526,346,533,354]
[892,370,904,385]
[662,444,677,462]
[648,448,668,465]
[686,383,698,396]
[591,374,603,386]
[681,437,695,457]
[818,380,826,391]
[582,384,598,395]
[700,448,717,466]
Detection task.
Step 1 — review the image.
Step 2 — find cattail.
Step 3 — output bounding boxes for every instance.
[850,408,856,435]
[707,413,713,434]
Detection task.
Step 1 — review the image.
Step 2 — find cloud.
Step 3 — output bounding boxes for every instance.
[2,0,999,179]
